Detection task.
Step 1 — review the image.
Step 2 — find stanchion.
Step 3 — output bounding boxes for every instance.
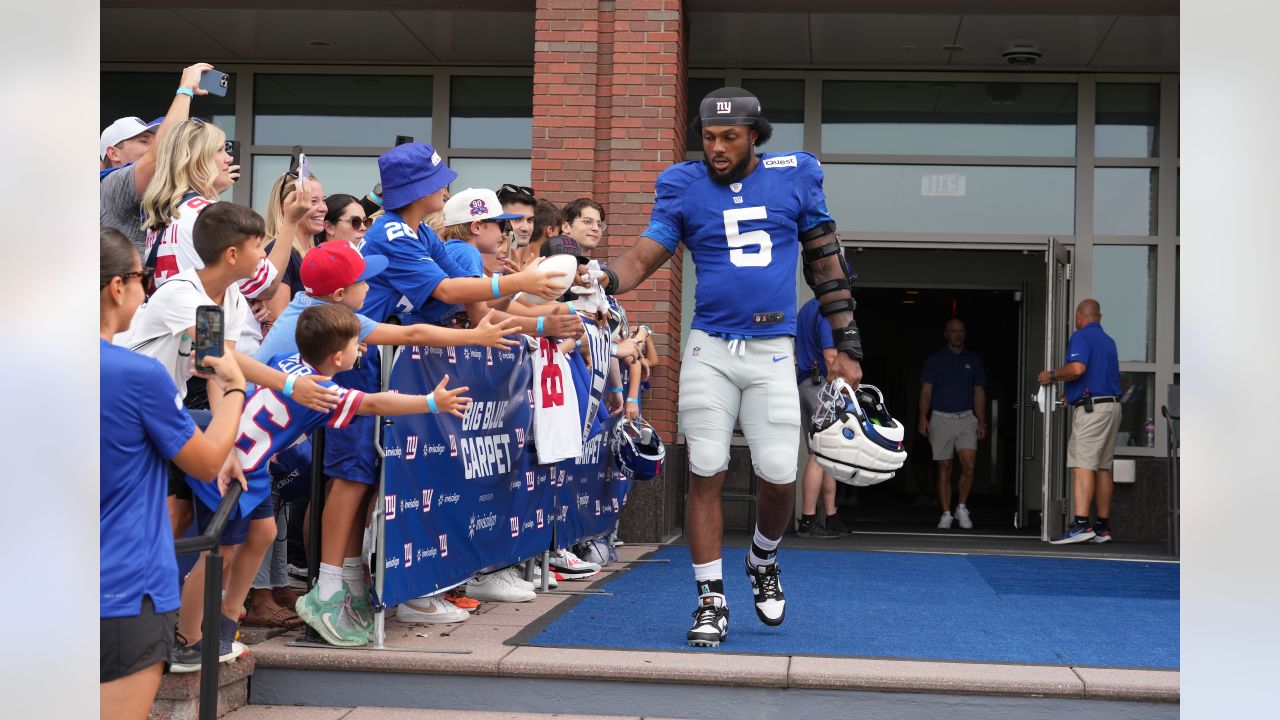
[197,547,223,719]
[298,426,326,645]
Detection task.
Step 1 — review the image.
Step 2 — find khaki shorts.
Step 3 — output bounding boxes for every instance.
[1067,402,1123,470]
[928,410,978,461]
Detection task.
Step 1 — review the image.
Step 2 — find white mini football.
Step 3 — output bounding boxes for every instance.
[521,254,577,305]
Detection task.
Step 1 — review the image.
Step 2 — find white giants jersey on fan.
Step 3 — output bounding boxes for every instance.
[146,194,276,299]
[531,337,582,464]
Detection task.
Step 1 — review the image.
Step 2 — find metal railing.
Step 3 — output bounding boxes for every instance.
[172,482,243,720]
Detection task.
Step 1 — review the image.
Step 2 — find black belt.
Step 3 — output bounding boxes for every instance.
[1073,396,1118,407]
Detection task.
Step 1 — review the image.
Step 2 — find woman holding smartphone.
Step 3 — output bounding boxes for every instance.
[100,228,246,720]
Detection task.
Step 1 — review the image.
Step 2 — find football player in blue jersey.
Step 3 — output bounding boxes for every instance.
[598,87,864,646]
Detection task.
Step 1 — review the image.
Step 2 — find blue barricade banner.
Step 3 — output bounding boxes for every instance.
[380,342,555,606]
[553,411,633,548]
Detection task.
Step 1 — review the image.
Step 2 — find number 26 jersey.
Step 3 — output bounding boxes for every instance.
[640,152,835,338]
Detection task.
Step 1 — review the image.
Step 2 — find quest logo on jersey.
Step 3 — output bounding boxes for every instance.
[763,155,797,169]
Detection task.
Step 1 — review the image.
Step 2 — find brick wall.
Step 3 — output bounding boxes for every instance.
[532,0,687,445]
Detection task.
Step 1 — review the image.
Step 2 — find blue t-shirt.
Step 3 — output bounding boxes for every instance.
[795,297,834,381]
[341,211,464,392]
[921,347,986,413]
[101,340,196,618]
[413,239,484,325]
[641,152,835,337]
[1063,322,1122,404]
[255,292,378,363]
[189,353,367,516]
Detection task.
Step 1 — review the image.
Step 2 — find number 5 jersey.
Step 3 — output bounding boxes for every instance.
[639,152,835,339]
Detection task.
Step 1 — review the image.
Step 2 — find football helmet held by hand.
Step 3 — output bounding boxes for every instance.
[807,380,907,486]
[611,417,665,481]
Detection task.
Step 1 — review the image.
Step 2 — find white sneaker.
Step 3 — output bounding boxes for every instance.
[466,570,536,603]
[549,548,601,580]
[394,595,469,624]
[531,564,559,589]
[937,512,954,529]
[955,504,973,529]
[499,566,535,591]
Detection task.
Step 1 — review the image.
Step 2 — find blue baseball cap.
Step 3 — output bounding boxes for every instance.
[378,142,458,210]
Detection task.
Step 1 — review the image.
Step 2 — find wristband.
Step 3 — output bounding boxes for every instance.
[175,87,194,97]
[491,274,502,299]
[610,387,625,393]
[426,395,439,413]
[536,316,545,335]
[626,398,639,404]
[282,375,297,398]
[611,343,618,356]
[223,387,246,400]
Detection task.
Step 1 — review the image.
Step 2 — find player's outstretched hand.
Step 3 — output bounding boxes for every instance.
[292,374,342,412]
[827,353,863,390]
[217,451,248,497]
[469,311,522,349]
[200,353,246,395]
[431,374,472,418]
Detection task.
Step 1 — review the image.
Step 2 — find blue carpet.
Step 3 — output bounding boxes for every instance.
[523,546,1179,669]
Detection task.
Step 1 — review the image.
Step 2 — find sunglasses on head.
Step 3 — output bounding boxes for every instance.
[499,183,535,197]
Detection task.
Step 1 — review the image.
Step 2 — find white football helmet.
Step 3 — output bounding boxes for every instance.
[807,380,907,487]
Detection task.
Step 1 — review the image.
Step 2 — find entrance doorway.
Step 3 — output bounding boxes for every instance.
[831,246,1054,536]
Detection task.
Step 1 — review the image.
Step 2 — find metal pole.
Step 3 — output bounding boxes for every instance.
[373,344,396,648]
[302,427,326,643]
[198,550,223,720]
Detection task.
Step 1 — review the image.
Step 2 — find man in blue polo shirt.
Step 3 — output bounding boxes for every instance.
[1039,299,1122,544]
[919,318,987,530]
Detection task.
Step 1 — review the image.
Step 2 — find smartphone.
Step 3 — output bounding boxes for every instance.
[297,152,312,181]
[394,135,414,146]
[194,305,225,375]
[199,70,230,97]
[225,140,240,167]
[288,145,303,175]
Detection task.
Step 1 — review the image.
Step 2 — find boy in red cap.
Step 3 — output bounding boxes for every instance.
[254,241,521,644]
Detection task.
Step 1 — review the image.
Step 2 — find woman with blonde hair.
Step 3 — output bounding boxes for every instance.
[140,118,298,351]
[258,170,327,320]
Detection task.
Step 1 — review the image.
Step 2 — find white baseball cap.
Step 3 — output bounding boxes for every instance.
[442,188,524,227]
[100,116,159,159]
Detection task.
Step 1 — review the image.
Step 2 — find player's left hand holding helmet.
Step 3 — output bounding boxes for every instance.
[611,416,666,481]
[807,380,907,486]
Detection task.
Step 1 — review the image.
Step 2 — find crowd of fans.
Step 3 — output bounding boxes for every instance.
[99,63,661,719]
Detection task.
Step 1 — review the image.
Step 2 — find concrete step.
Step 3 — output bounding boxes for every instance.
[149,654,255,720]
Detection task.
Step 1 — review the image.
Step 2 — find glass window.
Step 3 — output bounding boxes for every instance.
[1095,168,1157,236]
[448,158,532,198]
[101,72,237,139]
[254,74,432,147]
[686,77,725,152]
[823,164,1074,235]
[1093,245,1156,363]
[1096,84,1159,158]
[821,81,1076,157]
[450,77,533,150]
[1116,371,1157,449]
[251,155,381,216]
[741,79,804,151]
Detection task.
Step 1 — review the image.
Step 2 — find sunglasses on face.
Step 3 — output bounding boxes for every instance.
[340,216,372,230]
[499,183,535,197]
[102,267,154,289]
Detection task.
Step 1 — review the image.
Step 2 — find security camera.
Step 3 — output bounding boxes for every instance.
[1002,42,1042,67]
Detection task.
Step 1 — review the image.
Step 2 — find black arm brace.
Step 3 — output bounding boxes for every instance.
[600,264,620,296]
[800,223,863,361]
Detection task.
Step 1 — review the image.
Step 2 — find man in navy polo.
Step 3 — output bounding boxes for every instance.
[919,318,987,530]
[1038,299,1122,544]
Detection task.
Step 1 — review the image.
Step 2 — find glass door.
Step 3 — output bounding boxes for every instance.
[1040,238,1072,541]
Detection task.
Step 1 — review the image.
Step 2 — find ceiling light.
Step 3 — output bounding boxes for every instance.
[307,40,334,48]
[941,44,965,53]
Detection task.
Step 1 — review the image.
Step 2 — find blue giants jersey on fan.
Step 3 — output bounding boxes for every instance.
[641,151,835,337]
[188,353,366,516]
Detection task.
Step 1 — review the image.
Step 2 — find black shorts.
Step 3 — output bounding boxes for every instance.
[193,493,275,546]
[167,461,192,501]
[101,595,177,683]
